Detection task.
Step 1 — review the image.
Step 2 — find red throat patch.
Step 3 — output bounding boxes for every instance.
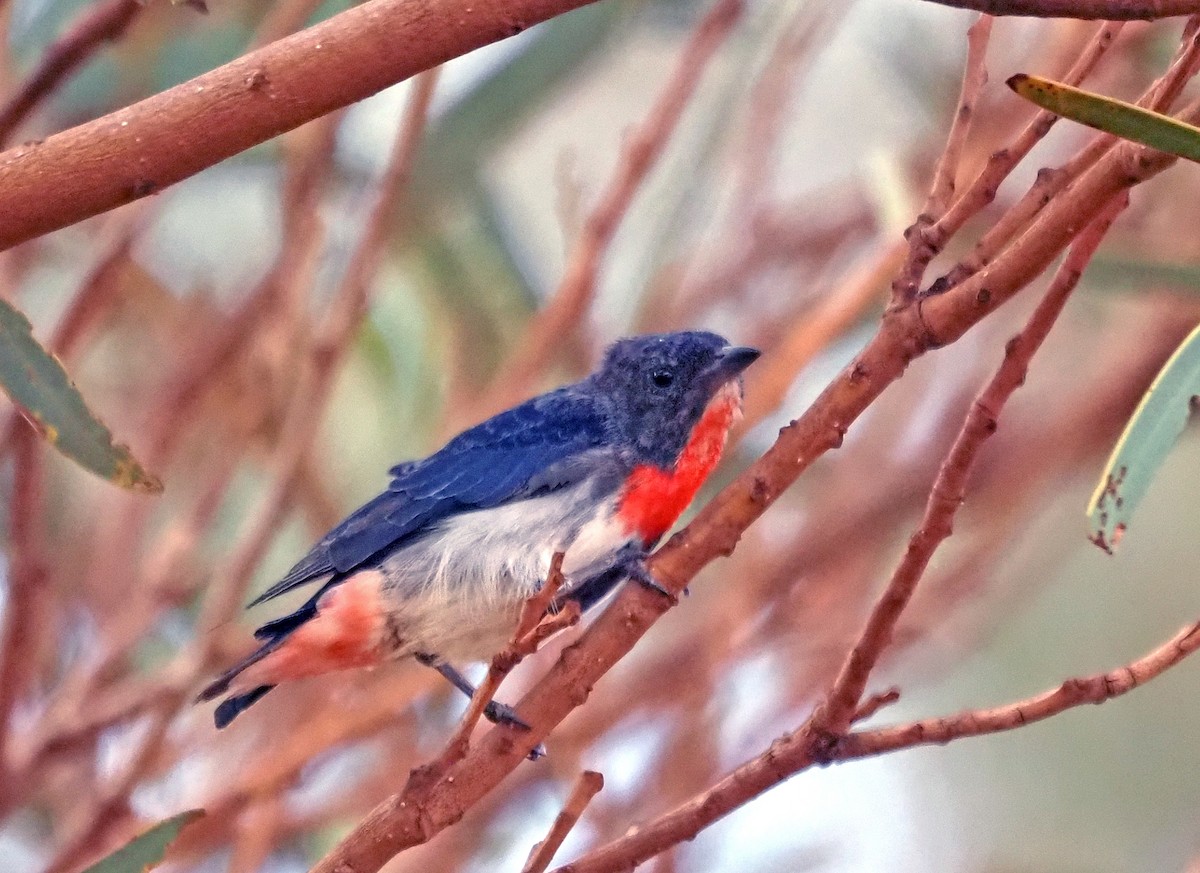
[617,381,742,544]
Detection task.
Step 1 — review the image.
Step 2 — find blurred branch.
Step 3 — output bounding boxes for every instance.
[0,426,45,796]
[553,191,1129,873]
[523,770,604,873]
[0,0,603,250]
[0,0,143,147]
[737,239,905,434]
[481,0,745,416]
[43,68,440,873]
[917,0,1200,18]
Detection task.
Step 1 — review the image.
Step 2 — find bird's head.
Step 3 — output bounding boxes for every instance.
[591,331,760,469]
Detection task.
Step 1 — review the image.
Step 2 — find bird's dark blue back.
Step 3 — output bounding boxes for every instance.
[249,385,617,606]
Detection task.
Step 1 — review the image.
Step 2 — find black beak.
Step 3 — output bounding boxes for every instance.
[709,345,761,380]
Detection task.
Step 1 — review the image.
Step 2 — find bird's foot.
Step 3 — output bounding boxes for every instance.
[483,699,545,760]
[483,698,530,730]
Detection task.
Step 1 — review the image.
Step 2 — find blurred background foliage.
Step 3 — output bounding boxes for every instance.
[1,0,1200,871]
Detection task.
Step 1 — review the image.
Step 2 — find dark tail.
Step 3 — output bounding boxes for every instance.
[195,638,283,728]
[213,685,274,728]
[198,578,342,728]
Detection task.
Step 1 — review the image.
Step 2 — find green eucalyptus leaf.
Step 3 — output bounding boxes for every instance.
[0,298,161,492]
[1008,73,1200,163]
[81,810,203,873]
[1087,322,1200,552]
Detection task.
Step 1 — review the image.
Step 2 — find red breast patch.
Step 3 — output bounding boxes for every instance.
[617,381,742,543]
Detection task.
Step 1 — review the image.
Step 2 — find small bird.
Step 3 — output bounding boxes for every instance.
[198,331,759,729]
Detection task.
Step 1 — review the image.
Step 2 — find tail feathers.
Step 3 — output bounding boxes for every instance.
[214,685,275,728]
[195,640,278,703]
[196,637,285,728]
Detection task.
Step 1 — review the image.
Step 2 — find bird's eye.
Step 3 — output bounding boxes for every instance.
[650,370,674,389]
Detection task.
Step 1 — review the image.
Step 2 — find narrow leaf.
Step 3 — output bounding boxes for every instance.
[0,298,161,492]
[81,809,203,873]
[1087,322,1200,553]
[1008,73,1200,164]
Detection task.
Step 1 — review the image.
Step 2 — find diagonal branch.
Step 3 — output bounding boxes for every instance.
[0,0,605,251]
[815,191,1129,738]
[523,770,604,873]
[306,83,1194,873]
[552,189,1129,873]
[838,617,1200,757]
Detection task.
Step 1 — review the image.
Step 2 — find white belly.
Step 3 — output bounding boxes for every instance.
[374,485,633,663]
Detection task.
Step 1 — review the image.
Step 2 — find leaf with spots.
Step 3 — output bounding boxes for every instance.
[0,298,161,492]
[81,810,203,873]
[1008,73,1200,163]
[1087,322,1200,552]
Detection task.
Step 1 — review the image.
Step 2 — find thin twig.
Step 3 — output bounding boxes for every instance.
[438,553,575,766]
[840,616,1200,754]
[890,14,993,306]
[817,192,1129,736]
[926,19,1124,268]
[479,0,745,419]
[0,0,142,147]
[850,688,901,724]
[936,17,1199,291]
[523,771,604,873]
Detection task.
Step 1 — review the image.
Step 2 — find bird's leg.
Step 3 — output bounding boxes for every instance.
[414,653,530,730]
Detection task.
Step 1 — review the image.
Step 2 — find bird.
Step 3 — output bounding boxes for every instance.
[197,330,760,731]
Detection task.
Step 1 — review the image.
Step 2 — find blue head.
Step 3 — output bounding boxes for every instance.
[589,331,760,469]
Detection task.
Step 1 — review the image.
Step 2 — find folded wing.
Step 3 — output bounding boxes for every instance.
[248,387,617,607]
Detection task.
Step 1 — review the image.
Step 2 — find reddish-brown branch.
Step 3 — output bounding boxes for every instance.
[850,688,901,724]
[305,102,1186,873]
[558,611,1200,873]
[918,0,1200,18]
[928,20,1123,260]
[0,427,45,793]
[524,771,604,873]
[839,617,1200,756]
[0,0,142,147]
[0,0,603,251]
[553,193,1128,873]
[481,0,744,416]
[935,17,1199,292]
[817,192,1129,737]
[890,14,992,306]
[437,553,573,767]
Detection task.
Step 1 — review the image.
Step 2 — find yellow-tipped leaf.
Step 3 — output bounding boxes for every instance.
[1008,73,1200,164]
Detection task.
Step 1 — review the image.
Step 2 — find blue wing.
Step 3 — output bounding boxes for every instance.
[248,387,616,607]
